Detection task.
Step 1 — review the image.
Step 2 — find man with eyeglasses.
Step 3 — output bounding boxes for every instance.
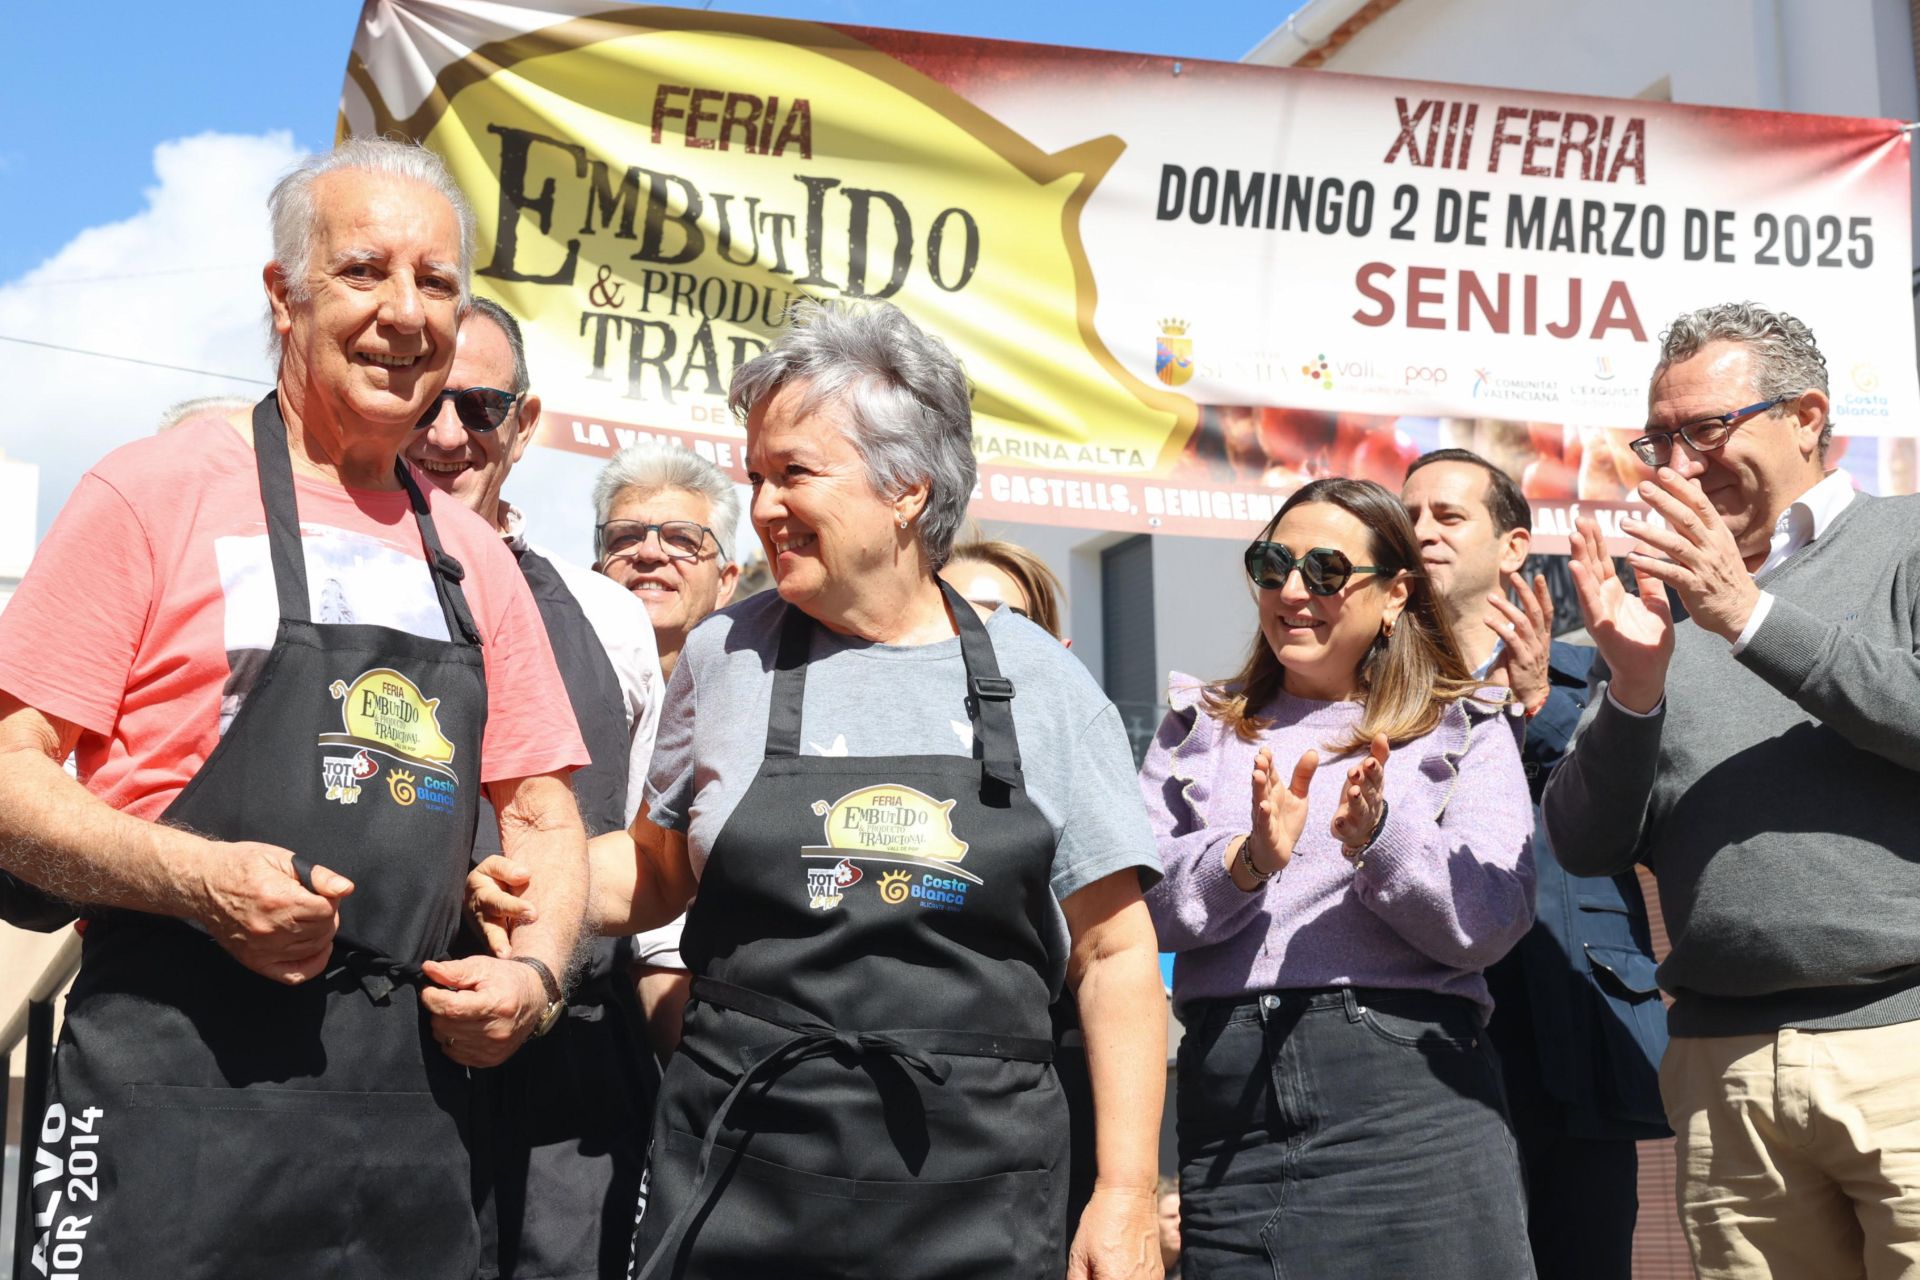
[409,297,665,1280]
[1544,302,1920,1280]
[585,442,742,1060]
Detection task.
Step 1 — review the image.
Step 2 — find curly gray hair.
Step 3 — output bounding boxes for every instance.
[1656,302,1832,456]
[728,301,976,570]
[265,137,476,362]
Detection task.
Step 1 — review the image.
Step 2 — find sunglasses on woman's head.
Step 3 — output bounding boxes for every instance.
[414,386,521,434]
[1243,542,1387,595]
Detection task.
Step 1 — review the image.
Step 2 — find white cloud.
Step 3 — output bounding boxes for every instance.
[0,131,301,539]
[0,129,745,573]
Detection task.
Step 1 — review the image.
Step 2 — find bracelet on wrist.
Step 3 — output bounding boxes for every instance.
[1342,800,1390,867]
[1235,836,1275,888]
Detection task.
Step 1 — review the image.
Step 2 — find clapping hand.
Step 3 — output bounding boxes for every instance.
[1619,467,1760,642]
[1330,734,1391,855]
[1484,571,1554,715]
[1235,746,1318,881]
[1568,513,1674,714]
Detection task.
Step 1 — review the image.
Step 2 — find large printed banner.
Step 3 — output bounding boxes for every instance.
[341,2,1918,550]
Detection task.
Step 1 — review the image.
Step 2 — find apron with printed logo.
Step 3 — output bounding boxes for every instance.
[29,394,488,1279]
[631,582,1068,1280]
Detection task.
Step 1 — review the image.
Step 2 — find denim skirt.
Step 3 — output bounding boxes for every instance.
[1175,986,1534,1280]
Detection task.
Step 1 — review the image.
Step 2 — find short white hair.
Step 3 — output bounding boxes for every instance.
[264,137,476,361]
[591,442,742,564]
[157,395,255,433]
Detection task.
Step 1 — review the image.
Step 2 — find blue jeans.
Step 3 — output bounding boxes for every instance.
[1175,987,1535,1280]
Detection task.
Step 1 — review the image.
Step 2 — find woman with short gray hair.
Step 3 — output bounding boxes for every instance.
[481,300,1169,1278]
[632,298,1165,1278]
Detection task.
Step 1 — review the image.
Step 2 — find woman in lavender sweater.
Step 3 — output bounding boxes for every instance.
[1144,478,1536,1280]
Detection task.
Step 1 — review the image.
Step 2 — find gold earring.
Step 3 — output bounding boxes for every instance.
[1382,618,1396,640]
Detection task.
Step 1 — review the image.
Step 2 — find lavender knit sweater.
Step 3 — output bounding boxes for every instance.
[1142,675,1536,1021]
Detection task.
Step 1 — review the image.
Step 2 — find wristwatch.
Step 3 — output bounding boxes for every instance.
[512,955,567,1038]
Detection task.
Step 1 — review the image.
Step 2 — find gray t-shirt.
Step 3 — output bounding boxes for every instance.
[646,589,1161,993]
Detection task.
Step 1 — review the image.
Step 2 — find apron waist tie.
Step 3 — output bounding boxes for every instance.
[325,942,431,1005]
[634,977,1052,1280]
[283,856,437,1003]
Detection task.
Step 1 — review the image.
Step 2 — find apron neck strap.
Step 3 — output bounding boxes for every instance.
[763,580,1024,788]
[249,392,482,644]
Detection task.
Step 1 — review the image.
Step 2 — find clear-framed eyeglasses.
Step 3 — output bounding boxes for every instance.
[596,519,723,562]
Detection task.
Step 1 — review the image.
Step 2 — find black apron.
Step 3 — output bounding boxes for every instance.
[28,394,488,1280]
[475,546,654,1280]
[631,583,1068,1280]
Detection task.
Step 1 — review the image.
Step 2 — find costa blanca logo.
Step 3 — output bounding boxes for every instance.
[878,870,914,904]
[1154,318,1194,387]
[1853,363,1880,392]
[387,770,417,806]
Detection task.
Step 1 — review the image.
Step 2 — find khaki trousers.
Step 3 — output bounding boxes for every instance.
[1662,1021,1920,1280]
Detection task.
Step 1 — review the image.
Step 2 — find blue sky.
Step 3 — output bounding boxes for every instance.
[1,2,1293,283]
[0,1,1298,556]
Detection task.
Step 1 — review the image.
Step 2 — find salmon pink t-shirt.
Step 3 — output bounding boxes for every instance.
[0,415,586,821]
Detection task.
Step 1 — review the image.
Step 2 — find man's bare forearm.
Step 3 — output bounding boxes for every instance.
[0,739,209,920]
[491,772,590,980]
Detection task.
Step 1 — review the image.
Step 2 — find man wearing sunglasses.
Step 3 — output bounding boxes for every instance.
[1544,302,1920,1280]
[1403,448,1667,1280]
[409,297,665,1280]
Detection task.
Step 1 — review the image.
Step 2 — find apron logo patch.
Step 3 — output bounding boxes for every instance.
[803,785,970,860]
[802,786,983,904]
[320,747,378,804]
[321,667,460,785]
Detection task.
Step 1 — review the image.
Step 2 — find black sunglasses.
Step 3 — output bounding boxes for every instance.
[1628,396,1791,468]
[1243,542,1387,595]
[414,386,522,434]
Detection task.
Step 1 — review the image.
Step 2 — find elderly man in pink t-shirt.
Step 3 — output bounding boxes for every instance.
[0,138,588,1280]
